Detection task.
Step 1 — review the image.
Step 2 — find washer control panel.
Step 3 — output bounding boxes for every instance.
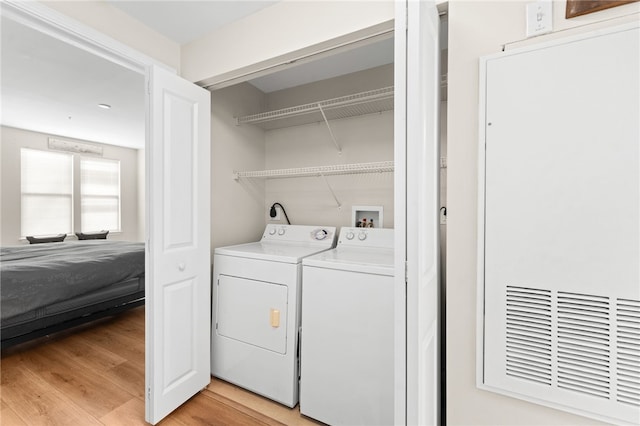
[262,224,336,246]
[338,227,394,249]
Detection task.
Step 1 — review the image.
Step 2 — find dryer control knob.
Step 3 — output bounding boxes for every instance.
[358,232,367,241]
[314,229,328,240]
[269,228,276,235]
[278,228,286,236]
[346,231,355,240]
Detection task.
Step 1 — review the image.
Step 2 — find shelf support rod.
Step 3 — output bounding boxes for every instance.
[317,103,342,154]
[320,173,341,209]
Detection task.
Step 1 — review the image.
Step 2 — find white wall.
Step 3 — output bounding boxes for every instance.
[263,65,394,229]
[0,126,141,245]
[43,1,180,71]
[210,83,267,250]
[182,0,394,86]
[446,1,640,424]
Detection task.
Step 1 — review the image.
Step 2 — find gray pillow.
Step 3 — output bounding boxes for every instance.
[75,230,109,240]
[26,234,67,244]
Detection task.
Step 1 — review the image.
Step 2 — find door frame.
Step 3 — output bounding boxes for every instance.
[1,1,173,75]
[2,0,177,417]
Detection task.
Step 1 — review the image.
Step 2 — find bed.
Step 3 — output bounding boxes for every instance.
[1,240,145,348]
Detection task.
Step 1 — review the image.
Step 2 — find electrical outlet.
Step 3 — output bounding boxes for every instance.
[270,206,281,221]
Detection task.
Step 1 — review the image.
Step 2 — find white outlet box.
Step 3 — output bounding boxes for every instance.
[526,1,553,37]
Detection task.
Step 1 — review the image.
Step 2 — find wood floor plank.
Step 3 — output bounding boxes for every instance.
[206,379,322,426]
[106,360,145,399]
[107,307,145,339]
[45,327,145,399]
[79,324,145,370]
[168,390,284,426]
[0,399,28,425]
[1,356,102,425]
[98,397,183,426]
[99,397,148,426]
[49,331,128,372]
[1,306,319,425]
[11,344,136,419]
[199,391,285,426]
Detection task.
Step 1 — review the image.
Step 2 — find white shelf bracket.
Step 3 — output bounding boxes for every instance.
[320,173,342,209]
[317,103,342,154]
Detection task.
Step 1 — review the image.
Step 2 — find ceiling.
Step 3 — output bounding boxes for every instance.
[106,1,280,45]
[1,16,146,149]
[0,1,393,150]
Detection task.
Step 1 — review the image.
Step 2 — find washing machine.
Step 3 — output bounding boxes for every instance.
[211,224,336,407]
[300,227,395,425]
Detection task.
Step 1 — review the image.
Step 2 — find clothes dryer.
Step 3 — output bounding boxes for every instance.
[211,224,336,407]
[300,227,394,425]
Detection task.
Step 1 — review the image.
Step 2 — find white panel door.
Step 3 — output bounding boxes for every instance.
[398,0,441,424]
[145,65,211,424]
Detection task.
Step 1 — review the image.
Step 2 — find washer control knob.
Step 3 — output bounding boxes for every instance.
[278,228,286,236]
[269,228,276,235]
[314,229,328,240]
[345,231,355,240]
[358,232,367,241]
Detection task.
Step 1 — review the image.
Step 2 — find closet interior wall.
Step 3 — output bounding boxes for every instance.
[210,65,394,251]
[210,82,266,250]
[263,64,394,229]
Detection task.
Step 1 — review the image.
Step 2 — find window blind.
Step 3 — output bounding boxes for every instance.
[21,148,73,237]
[80,158,120,232]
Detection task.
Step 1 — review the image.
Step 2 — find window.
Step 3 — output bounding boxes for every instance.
[80,158,121,232]
[21,148,73,237]
[20,149,123,237]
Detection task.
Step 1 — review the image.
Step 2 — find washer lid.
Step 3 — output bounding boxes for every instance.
[215,241,334,263]
[302,246,395,276]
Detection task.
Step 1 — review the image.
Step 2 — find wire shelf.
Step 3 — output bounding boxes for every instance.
[234,161,394,180]
[235,87,394,130]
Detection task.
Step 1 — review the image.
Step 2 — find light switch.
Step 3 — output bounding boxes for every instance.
[526,1,553,38]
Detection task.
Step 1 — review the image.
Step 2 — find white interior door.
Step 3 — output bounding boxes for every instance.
[145,65,211,424]
[397,0,440,424]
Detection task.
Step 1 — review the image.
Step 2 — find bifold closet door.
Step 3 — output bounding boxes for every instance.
[146,65,211,425]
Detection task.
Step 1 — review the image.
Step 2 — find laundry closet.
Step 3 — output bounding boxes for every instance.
[209,40,395,249]
[207,35,397,424]
[206,9,448,422]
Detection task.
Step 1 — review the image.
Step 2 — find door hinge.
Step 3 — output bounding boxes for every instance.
[404,261,409,283]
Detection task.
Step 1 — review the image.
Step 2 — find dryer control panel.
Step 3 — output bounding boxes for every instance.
[262,224,336,246]
[338,227,394,249]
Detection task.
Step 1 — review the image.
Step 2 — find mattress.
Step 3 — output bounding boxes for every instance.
[1,240,145,323]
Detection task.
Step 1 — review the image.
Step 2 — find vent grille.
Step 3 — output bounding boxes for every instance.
[495,286,640,422]
[617,298,640,406]
[505,286,552,385]
[557,292,611,399]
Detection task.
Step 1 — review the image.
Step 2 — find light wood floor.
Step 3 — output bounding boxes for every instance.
[0,306,323,425]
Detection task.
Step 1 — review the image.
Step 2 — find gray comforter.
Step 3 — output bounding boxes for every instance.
[1,240,144,321]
